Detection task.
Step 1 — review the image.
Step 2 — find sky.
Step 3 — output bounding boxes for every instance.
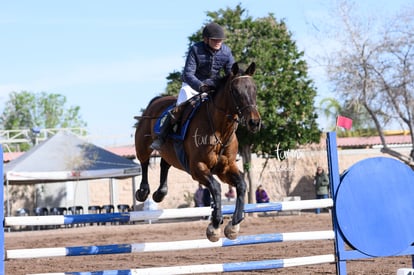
[0,0,410,147]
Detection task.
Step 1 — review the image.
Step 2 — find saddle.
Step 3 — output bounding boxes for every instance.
[154,95,208,141]
[153,95,209,173]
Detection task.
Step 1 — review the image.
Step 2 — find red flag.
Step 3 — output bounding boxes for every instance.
[336,115,353,130]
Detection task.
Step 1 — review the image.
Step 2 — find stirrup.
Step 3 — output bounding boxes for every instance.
[150,139,163,150]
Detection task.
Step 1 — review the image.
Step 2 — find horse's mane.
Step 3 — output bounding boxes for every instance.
[210,67,245,99]
[216,74,230,88]
[216,64,248,90]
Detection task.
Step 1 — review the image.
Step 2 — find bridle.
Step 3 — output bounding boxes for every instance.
[228,75,258,122]
[205,74,258,148]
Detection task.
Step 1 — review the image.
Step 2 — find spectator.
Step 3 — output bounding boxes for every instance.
[194,184,211,207]
[314,166,329,214]
[224,185,236,201]
[255,185,270,203]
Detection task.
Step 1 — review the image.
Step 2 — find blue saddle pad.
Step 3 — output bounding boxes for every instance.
[154,99,204,141]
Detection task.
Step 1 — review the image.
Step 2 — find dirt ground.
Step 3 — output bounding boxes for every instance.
[5,212,412,275]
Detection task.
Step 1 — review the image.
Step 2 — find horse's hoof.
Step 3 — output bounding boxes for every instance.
[224,221,240,240]
[206,223,221,242]
[152,191,166,203]
[135,188,149,202]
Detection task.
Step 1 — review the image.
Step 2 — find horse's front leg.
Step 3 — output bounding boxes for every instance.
[136,159,150,202]
[204,175,223,242]
[223,170,246,240]
[153,158,171,202]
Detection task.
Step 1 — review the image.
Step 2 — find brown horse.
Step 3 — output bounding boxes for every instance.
[134,62,261,242]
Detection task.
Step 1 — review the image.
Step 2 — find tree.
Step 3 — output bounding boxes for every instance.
[319,97,377,136]
[323,1,414,167]
[1,91,87,150]
[164,5,321,202]
[319,97,342,130]
[164,71,182,97]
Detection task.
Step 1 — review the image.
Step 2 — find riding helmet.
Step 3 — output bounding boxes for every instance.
[202,22,226,39]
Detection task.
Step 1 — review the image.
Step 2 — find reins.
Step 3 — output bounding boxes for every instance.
[205,98,238,149]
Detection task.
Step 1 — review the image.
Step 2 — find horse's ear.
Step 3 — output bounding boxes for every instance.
[245,62,256,76]
[231,62,239,75]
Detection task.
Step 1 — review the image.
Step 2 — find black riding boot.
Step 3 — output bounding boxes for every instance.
[150,112,174,150]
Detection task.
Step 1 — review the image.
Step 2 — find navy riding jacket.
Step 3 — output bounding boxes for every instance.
[182,41,235,92]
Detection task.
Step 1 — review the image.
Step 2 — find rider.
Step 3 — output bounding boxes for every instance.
[150,22,235,150]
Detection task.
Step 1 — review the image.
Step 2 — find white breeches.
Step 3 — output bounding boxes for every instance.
[177,83,198,105]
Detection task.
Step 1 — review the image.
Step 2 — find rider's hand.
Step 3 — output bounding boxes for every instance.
[199,84,214,93]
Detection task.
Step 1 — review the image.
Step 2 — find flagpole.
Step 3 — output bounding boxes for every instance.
[335,116,338,132]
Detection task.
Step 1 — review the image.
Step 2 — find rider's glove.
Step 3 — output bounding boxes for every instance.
[199,84,214,93]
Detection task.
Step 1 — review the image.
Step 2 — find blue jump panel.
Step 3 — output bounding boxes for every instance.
[335,157,414,257]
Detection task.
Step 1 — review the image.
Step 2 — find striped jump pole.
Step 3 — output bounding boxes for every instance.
[29,254,336,275]
[4,199,333,227]
[6,230,335,259]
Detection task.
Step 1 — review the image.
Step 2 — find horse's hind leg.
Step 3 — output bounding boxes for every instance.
[136,159,150,202]
[152,158,171,202]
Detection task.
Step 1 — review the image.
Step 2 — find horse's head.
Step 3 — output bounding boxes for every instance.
[228,62,261,133]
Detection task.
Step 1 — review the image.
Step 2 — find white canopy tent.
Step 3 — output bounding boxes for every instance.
[3,131,141,215]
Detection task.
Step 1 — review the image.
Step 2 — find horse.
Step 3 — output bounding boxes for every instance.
[134,62,261,242]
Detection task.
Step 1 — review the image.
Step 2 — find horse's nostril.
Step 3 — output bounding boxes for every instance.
[249,119,259,126]
[248,119,261,132]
